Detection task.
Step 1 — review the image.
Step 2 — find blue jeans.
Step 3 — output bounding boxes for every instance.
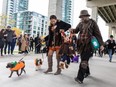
[11,41,16,54]
[4,41,12,54]
[108,49,112,61]
[60,54,70,64]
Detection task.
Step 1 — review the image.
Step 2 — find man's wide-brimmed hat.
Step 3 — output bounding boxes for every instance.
[79,10,90,18]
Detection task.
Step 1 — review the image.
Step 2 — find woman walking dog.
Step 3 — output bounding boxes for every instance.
[44,15,71,75]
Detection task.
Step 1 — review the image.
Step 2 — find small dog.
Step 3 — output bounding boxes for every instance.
[59,61,69,69]
[34,59,43,71]
[6,61,26,78]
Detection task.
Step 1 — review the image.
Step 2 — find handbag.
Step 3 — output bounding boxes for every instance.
[87,20,100,50]
[91,36,100,50]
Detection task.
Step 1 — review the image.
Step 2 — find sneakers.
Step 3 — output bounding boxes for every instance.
[74,78,83,84]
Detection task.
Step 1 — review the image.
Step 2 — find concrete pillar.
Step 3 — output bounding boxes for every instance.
[91,7,98,22]
[115,29,116,40]
[109,26,113,37]
[47,0,63,34]
[48,0,62,19]
[113,29,116,40]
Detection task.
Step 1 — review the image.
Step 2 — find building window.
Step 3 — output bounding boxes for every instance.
[38,27,40,30]
[33,31,36,33]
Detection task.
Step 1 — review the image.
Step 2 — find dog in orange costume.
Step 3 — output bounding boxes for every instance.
[6,61,26,78]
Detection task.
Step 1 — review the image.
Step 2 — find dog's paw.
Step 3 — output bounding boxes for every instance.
[35,69,38,71]
[8,76,11,78]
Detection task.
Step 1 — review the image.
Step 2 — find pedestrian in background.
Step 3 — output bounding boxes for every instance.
[21,34,28,54]
[30,37,34,51]
[34,34,41,54]
[4,26,13,55]
[17,35,22,54]
[0,29,5,56]
[106,35,116,62]
[11,31,17,55]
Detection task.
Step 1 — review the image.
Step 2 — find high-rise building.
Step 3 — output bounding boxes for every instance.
[14,11,48,37]
[62,0,74,25]
[48,0,74,25]
[14,0,28,12]
[2,0,28,27]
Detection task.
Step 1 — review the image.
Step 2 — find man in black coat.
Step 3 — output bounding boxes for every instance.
[4,26,14,55]
[44,15,71,75]
[34,34,41,54]
[0,29,5,56]
[106,35,116,62]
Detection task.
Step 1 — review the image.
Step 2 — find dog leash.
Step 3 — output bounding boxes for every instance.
[19,54,28,61]
[41,47,44,62]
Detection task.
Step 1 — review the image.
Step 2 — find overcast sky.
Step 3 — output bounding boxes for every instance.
[0,0,109,41]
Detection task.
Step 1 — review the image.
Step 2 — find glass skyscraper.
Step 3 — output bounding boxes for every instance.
[14,11,48,37]
[48,0,74,35]
[62,0,74,25]
[48,0,74,25]
[14,0,28,12]
[2,0,29,27]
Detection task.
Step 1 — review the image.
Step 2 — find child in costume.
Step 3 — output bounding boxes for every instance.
[59,31,75,69]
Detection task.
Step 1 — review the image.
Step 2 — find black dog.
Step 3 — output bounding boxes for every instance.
[6,61,26,78]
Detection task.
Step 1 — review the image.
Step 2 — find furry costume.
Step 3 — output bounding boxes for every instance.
[59,31,75,69]
[6,61,26,78]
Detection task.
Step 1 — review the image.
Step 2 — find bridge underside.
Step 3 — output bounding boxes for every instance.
[98,4,116,23]
[87,0,116,39]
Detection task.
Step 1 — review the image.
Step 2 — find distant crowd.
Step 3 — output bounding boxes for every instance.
[0,26,44,56]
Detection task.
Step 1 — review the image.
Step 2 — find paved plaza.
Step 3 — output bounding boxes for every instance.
[0,53,116,87]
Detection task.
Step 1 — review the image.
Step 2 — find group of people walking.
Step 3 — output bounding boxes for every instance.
[43,10,115,84]
[0,10,116,84]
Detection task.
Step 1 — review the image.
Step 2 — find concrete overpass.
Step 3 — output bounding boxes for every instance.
[86,0,116,40]
[48,0,116,40]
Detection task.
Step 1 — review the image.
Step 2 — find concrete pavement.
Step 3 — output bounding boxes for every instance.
[0,53,116,87]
